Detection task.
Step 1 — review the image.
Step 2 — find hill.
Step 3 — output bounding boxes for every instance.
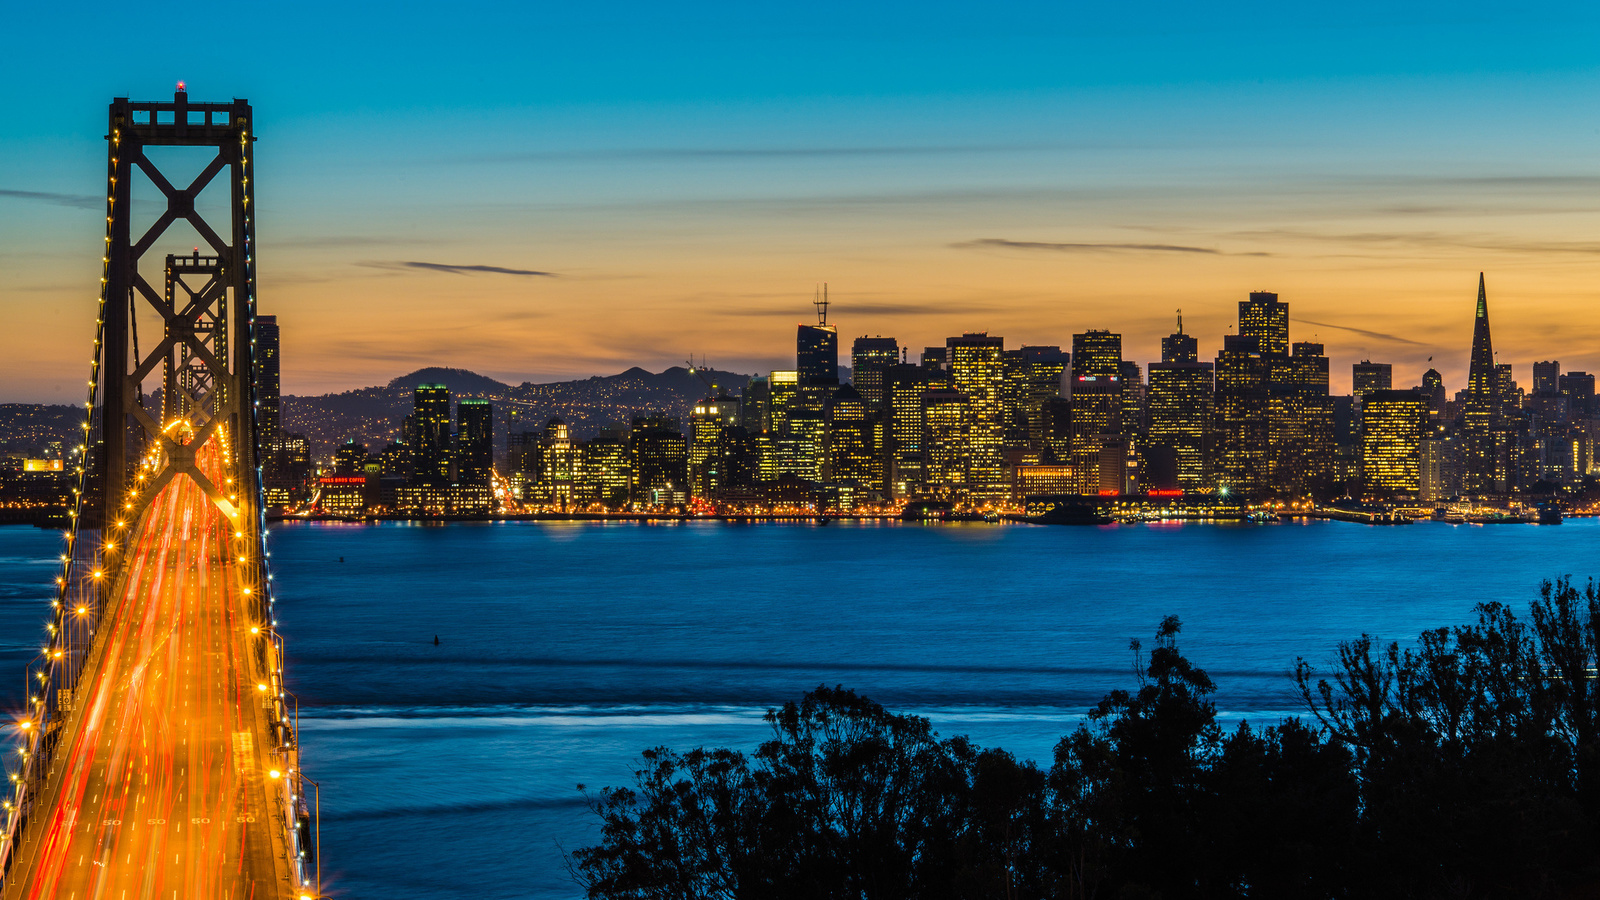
[280,365,754,458]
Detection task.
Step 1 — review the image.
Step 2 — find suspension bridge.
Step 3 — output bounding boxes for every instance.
[0,88,319,899]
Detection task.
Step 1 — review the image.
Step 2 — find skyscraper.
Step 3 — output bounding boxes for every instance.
[768,370,798,433]
[1069,330,1124,495]
[850,336,899,410]
[1161,312,1198,363]
[1213,335,1268,495]
[1361,390,1426,498]
[1533,361,1560,396]
[1238,291,1289,357]
[797,289,839,387]
[923,390,971,496]
[455,399,493,487]
[255,315,281,444]
[1269,342,1334,496]
[410,384,452,487]
[825,385,878,487]
[947,333,1007,502]
[1147,315,1212,492]
[884,364,937,497]
[1461,274,1508,493]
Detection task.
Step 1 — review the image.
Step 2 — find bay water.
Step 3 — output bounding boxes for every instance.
[1,518,1593,898]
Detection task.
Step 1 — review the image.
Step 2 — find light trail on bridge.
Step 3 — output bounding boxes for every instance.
[4,433,303,899]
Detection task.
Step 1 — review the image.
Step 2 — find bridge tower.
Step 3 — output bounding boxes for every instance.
[0,89,316,898]
[100,86,260,533]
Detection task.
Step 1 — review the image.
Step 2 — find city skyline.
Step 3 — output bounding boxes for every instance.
[5,2,1600,400]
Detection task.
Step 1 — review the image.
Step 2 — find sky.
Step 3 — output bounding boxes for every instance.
[2,0,1599,401]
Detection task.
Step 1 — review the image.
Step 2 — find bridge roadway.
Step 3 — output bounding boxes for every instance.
[5,436,299,899]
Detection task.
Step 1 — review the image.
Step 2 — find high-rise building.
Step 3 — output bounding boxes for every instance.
[410,384,452,487]
[1361,390,1426,498]
[1161,313,1198,364]
[333,440,368,476]
[947,333,1007,502]
[536,416,577,507]
[1461,274,1509,493]
[825,385,879,487]
[884,364,936,497]
[1352,361,1393,417]
[1533,361,1560,396]
[1419,368,1446,419]
[797,290,839,389]
[1213,334,1268,495]
[1269,342,1334,496]
[923,390,971,496]
[1238,291,1289,357]
[1019,347,1069,444]
[921,347,948,371]
[1147,315,1213,492]
[456,399,493,487]
[850,336,899,410]
[1069,331,1124,495]
[741,376,770,433]
[630,417,687,507]
[1560,371,1596,418]
[255,315,281,444]
[581,429,632,508]
[768,371,798,433]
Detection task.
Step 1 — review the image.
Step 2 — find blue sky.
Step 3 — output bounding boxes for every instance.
[2,1,1599,400]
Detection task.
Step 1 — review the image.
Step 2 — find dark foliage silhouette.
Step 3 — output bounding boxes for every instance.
[573,578,1600,899]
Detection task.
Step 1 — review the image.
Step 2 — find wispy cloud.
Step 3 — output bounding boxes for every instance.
[1235,228,1600,256]
[1291,318,1425,346]
[458,143,1090,165]
[359,261,558,277]
[0,188,102,210]
[716,301,980,318]
[953,237,1269,256]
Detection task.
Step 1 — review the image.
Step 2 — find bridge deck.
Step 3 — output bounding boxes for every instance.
[5,437,298,899]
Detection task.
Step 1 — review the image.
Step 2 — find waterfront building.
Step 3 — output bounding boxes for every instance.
[255,315,281,444]
[536,417,578,508]
[410,384,452,487]
[947,333,1008,503]
[1269,342,1334,496]
[456,399,493,487]
[1146,315,1213,492]
[629,417,687,507]
[851,336,899,410]
[333,440,368,476]
[580,430,632,508]
[1070,330,1125,495]
[1212,334,1268,495]
[318,474,367,516]
[884,364,935,497]
[689,397,738,495]
[1361,389,1426,498]
[923,390,971,497]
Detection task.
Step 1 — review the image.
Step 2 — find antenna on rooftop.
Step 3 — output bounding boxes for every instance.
[814,283,830,326]
[1176,309,1183,334]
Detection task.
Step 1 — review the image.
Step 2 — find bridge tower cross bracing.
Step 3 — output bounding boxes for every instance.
[0,89,318,899]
